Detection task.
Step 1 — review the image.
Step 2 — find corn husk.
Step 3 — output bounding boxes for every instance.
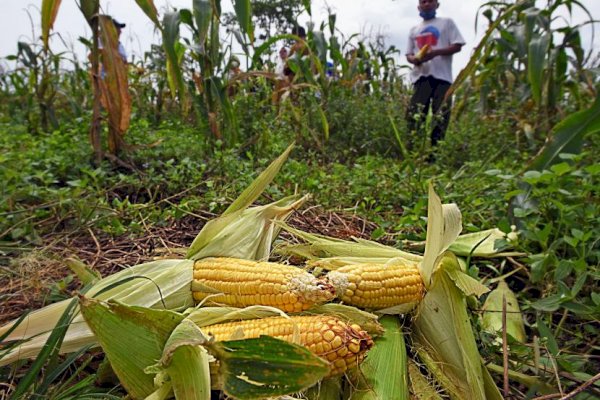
[304,377,342,400]
[275,222,423,265]
[0,259,194,366]
[449,229,524,258]
[481,280,526,343]
[79,298,185,399]
[412,254,493,400]
[408,361,443,400]
[346,315,409,400]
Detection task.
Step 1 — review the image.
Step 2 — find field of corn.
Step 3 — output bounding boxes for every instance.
[1,0,599,399]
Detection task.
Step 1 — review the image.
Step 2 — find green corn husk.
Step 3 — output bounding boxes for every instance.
[0,145,302,367]
[0,259,194,367]
[448,229,524,258]
[346,315,409,400]
[481,280,526,343]
[412,254,496,400]
[408,361,443,400]
[304,377,342,400]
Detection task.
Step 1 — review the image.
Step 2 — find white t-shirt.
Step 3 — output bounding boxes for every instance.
[407,17,465,84]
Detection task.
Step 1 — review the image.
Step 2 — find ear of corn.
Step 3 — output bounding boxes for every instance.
[202,315,374,376]
[192,257,336,312]
[326,262,425,311]
[415,44,431,61]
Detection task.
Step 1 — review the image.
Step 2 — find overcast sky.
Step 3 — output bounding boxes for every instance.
[0,0,598,78]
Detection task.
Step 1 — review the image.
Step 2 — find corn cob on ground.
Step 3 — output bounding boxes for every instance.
[202,315,374,376]
[192,258,336,312]
[327,263,425,310]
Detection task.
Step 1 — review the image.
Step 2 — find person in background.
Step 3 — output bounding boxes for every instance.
[405,0,465,151]
[111,18,128,64]
[283,25,308,80]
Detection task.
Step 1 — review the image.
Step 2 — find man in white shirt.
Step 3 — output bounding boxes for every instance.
[406,0,465,150]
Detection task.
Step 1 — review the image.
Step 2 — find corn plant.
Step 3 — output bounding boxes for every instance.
[451,0,596,141]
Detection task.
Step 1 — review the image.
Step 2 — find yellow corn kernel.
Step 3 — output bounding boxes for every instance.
[327,263,425,310]
[192,257,335,312]
[202,315,374,376]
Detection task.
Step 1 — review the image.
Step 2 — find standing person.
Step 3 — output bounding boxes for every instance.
[405,0,465,151]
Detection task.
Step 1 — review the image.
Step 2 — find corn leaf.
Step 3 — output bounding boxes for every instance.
[420,183,462,288]
[193,0,212,46]
[134,0,160,27]
[187,195,308,261]
[162,11,186,102]
[413,254,495,400]
[79,298,184,399]
[528,34,550,106]
[0,259,194,366]
[347,315,409,400]
[233,0,253,42]
[209,335,330,399]
[77,0,99,24]
[41,0,62,49]
[481,280,526,343]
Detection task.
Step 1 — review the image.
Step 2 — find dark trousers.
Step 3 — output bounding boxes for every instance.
[406,76,452,147]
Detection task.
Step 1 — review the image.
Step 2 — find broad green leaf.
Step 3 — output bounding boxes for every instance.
[448,228,520,257]
[233,0,253,42]
[210,336,330,399]
[413,254,495,400]
[77,0,99,24]
[481,281,526,342]
[193,0,212,46]
[528,34,550,106]
[348,316,409,400]
[135,0,160,27]
[41,0,62,49]
[79,298,184,399]
[529,92,600,171]
[162,12,187,102]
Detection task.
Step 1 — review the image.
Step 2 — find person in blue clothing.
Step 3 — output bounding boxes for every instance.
[405,0,465,149]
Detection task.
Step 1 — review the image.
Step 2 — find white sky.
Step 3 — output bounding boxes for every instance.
[0,0,598,78]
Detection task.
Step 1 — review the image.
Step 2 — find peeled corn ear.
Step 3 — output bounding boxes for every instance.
[415,44,431,61]
[192,257,336,312]
[202,315,374,376]
[327,263,425,311]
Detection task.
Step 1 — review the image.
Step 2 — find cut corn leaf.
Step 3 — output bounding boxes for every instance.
[158,319,211,400]
[420,183,462,288]
[0,259,194,366]
[481,281,526,343]
[306,304,384,337]
[448,229,524,258]
[486,363,555,395]
[408,360,443,400]
[413,254,495,400]
[276,222,422,263]
[209,335,330,400]
[187,195,309,261]
[79,298,184,399]
[347,315,409,400]
[481,362,507,400]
